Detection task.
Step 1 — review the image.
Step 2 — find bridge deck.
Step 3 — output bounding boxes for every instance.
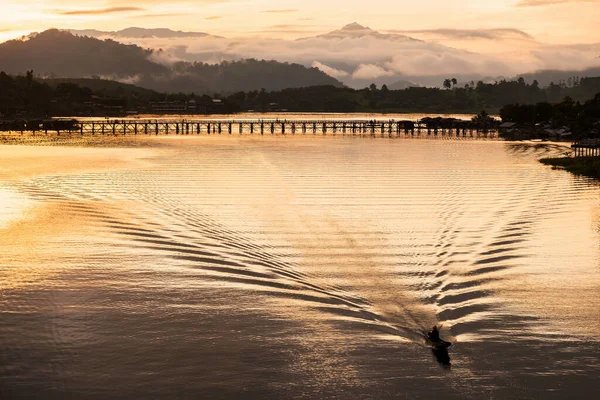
[2,118,498,138]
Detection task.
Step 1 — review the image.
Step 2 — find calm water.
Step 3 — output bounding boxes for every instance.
[1,136,599,399]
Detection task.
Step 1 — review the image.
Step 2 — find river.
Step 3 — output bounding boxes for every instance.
[0,134,598,399]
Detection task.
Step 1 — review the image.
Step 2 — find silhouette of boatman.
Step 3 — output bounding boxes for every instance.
[428,326,441,342]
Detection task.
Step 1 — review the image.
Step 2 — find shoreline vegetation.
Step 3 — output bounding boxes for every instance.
[540,156,600,180]
[1,70,599,118]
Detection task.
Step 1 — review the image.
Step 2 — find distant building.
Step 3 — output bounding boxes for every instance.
[187,99,198,113]
[103,105,124,115]
[544,127,572,139]
[499,122,517,133]
[151,102,187,113]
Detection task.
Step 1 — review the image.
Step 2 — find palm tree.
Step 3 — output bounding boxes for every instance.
[451,78,457,89]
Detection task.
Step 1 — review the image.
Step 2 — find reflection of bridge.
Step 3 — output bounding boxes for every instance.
[6,118,499,138]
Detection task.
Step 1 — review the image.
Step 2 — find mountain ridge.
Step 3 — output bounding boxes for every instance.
[298,22,421,42]
[0,29,343,94]
[70,27,224,40]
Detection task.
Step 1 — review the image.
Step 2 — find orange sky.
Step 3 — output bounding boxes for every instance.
[1,0,600,44]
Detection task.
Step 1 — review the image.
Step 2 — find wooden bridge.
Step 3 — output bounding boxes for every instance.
[2,118,499,138]
[572,140,600,157]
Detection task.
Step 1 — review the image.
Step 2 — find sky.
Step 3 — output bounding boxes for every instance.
[1,0,599,84]
[1,0,600,44]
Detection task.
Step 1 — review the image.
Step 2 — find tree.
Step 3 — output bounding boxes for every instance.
[369,83,377,91]
[443,79,452,90]
[451,78,457,89]
[381,84,389,92]
[472,110,494,124]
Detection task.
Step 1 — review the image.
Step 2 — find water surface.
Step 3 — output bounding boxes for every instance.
[1,136,598,399]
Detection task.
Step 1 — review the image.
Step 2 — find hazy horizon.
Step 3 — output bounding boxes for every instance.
[3,1,600,44]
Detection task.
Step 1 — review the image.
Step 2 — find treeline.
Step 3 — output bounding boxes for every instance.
[0,71,166,117]
[2,70,600,119]
[500,94,600,137]
[182,77,600,113]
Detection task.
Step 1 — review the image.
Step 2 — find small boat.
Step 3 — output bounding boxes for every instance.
[425,326,452,349]
[426,337,452,349]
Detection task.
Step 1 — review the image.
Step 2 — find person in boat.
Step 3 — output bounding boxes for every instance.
[428,326,441,342]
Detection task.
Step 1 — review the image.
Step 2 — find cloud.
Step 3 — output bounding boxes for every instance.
[261,9,298,13]
[352,64,394,80]
[516,0,600,6]
[528,44,600,70]
[205,16,222,20]
[84,24,600,87]
[148,49,182,66]
[389,28,534,41]
[312,61,349,78]
[136,13,186,19]
[97,74,141,85]
[59,7,144,15]
[384,51,498,77]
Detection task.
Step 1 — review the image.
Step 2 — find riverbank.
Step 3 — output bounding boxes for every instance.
[540,156,600,179]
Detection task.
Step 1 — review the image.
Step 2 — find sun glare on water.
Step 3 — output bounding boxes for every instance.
[0,187,32,229]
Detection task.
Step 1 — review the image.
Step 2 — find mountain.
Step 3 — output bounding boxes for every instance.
[70,27,223,39]
[7,25,597,92]
[141,59,344,94]
[41,78,160,98]
[388,80,421,90]
[0,29,167,78]
[518,67,600,87]
[0,30,343,94]
[54,23,527,89]
[302,23,419,42]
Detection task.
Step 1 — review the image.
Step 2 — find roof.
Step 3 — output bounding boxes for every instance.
[545,128,572,137]
[499,122,517,128]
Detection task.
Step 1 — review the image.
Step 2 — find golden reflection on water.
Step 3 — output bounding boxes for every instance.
[0,187,31,229]
[1,136,600,397]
